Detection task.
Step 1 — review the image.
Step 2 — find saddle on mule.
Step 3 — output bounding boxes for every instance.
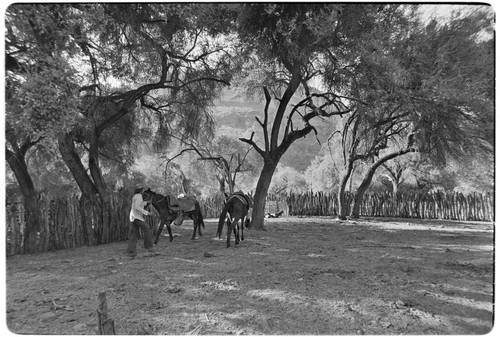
[167,194,196,212]
[167,194,197,226]
[230,190,253,210]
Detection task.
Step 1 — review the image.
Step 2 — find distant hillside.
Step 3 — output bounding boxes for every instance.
[212,89,340,172]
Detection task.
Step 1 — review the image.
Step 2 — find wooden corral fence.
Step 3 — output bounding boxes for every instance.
[6,193,132,256]
[200,193,227,218]
[7,190,493,255]
[199,193,289,218]
[288,190,494,222]
[6,192,233,256]
[265,193,289,216]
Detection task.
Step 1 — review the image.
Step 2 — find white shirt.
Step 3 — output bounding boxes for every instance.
[129,193,150,222]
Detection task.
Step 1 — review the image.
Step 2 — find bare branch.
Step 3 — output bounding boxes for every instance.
[239,131,265,157]
[261,87,271,152]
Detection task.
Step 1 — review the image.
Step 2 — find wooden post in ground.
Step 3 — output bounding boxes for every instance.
[97,291,115,334]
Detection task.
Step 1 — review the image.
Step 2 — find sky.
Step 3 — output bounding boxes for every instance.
[418,2,494,22]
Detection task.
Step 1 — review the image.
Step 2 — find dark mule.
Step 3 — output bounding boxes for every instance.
[217,192,252,248]
[142,188,205,244]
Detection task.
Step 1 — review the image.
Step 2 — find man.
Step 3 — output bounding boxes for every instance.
[127,187,153,256]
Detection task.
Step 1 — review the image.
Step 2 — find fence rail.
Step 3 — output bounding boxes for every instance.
[6,190,494,256]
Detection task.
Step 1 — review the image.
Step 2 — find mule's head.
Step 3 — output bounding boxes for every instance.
[141,188,153,202]
[244,217,251,228]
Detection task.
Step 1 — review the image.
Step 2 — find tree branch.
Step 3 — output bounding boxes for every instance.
[239,131,265,157]
[261,86,271,153]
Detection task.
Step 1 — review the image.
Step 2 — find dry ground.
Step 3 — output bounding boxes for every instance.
[5,217,494,335]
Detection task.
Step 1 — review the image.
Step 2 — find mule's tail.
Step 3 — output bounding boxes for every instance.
[217,202,231,239]
[199,214,205,229]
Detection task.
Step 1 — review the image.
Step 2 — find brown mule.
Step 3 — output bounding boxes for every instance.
[142,188,205,244]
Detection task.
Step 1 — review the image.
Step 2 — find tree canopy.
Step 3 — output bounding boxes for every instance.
[6,3,238,200]
[5,3,494,231]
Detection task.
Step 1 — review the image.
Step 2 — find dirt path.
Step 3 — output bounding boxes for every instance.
[5,217,494,335]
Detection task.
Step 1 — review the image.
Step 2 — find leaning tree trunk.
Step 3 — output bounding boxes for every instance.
[350,170,376,219]
[58,131,110,245]
[88,124,109,200]
[58,132,99,198]
[250,160,279,231]
[350,148,415,218]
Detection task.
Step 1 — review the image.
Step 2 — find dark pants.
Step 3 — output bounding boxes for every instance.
[127,219,153,253]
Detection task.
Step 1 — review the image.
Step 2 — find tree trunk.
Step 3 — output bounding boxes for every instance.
[217,175,226,193]
[337,179,349,220]
[58,130,114,244]
[88,124,108,199]
[88,125,112,244]
[228,174,235,194]
[58,132,99,198]
[250,160,278,230]
[337,158,355,220]
[350,148,415,218]
[22,194,41,253]
[6,147,41,253]
[350,169,375,219]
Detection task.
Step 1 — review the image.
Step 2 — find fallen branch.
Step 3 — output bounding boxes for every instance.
[186,324,202,335]
[52,299,74,311]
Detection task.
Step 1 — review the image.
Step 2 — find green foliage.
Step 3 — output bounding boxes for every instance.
[6,58,80,142]
[403,7,494,164]
[237,4,344,66]
[5,4,83,147]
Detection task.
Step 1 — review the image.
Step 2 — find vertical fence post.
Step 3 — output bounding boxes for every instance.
[97,291,115,334]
